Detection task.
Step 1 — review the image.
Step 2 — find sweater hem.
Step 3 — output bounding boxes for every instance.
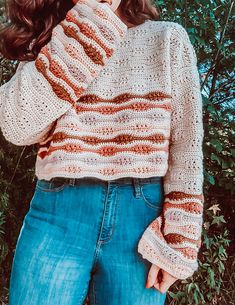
[35,169,168,181]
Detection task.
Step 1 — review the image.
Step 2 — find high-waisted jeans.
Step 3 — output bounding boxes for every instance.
[9,176,167,305]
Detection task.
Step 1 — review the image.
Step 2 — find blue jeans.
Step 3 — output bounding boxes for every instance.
[9,176,167,305]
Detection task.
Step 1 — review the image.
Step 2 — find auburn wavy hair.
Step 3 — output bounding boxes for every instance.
[0,0,160,61]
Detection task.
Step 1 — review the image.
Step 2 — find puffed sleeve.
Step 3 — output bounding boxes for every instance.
[137,23,205,280]
[0,0,127,146]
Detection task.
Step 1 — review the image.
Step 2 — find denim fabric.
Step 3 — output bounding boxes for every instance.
[9,176,167,305]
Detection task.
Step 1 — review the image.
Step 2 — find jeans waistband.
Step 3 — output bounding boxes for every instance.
[48,176,163,186]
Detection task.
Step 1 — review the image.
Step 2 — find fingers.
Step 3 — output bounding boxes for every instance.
[158,270,178,293]
[72,0,112,6]
[98,0,112,4]
[146,264,178,294]
[146,264,161,288]
[153,268,162,291]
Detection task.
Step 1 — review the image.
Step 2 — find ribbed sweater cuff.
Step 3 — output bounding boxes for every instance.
[137,215,200,280]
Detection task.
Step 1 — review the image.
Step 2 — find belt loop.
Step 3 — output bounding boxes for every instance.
[68,178,76,186]
[132,178,141,198]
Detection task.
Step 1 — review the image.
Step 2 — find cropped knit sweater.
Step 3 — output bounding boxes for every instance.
[0,0,204,280]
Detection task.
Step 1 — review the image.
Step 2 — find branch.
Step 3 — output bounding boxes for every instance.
[201,0,234,91]
[4,146,27,194]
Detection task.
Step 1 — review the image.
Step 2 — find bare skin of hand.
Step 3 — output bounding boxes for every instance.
[72,0,136,28]
[146,264,178,293]
[72,0,117,11]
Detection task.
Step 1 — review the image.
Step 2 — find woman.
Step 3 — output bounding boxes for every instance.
[0,0,204,304]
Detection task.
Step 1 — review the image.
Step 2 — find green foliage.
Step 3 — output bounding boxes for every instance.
[0,135,37,299]
[0,0,234,304]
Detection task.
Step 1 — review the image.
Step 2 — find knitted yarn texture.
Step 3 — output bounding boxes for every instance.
[0,0,204,280]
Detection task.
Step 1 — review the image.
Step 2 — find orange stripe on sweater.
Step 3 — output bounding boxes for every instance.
[93,6,126,37]
[38,143,169,159]
[75,102,172,115]
[64,44,99,78]
[163,201,203,214]
[61,14,114,66]
[149,218,166,242]
[35,57,75,105]
[170,246,198,260]
[164,233,201,249]
[40,46,86,99]
[78,91,172,104]
[51,131,169,145]
[165,191,204,203]
[66,11,114,59]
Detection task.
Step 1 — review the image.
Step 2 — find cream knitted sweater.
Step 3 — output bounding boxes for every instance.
[0,0,204,280]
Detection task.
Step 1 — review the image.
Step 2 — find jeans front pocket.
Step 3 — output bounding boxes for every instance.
[139,179,164,210]
[36,178,67,193]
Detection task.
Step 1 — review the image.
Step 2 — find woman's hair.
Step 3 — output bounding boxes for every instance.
[0,0,160,61]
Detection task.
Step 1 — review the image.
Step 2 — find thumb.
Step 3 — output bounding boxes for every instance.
[146,264,161,288]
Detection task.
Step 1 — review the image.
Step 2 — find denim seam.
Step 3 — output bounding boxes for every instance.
[91,240,102,274]
[91,185,109,266]
[96,183,110,244]
[99,185,118,244]
[132,178,142,198]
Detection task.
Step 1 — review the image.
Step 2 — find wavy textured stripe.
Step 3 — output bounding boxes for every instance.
[35,58,75,105]
[38,143,169,159]
[52,32,97,85]
[51,23,100,80]
[163,201,203,214]
[64,44,98,79]
[35,164,168,178]
[53,120,170,134]
[75,102,172,115]
[93,6,126,37]
[165,191,204,202]
[164,196,203,206]
[164,233,201,248]
[66,11,114,58]
[61,22,110,65]
[50,131,169,145]
[78,91,172,104]
[36,150,168,165]
[39,46,86,99]
[73,0,127,38]
[54,121,169,134]
[173,247,199,260]
[165,223,201,240]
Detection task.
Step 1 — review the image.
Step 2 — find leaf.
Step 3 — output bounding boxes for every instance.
[208,204,221,215]
[231,148,235,157]
[211,153,221,165]
[211,139,223,152]
[194,290,199,304]
[188,283,194,293]
[218,260,225,273]
[211,215,227,225]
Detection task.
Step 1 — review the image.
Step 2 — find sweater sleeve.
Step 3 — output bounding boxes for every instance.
[0,0,127,146]
[137,24,204,280]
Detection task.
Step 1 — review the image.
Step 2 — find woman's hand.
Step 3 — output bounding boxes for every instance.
[72,0,120,14]
[72,0,112,6]
[146,264,178,293]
